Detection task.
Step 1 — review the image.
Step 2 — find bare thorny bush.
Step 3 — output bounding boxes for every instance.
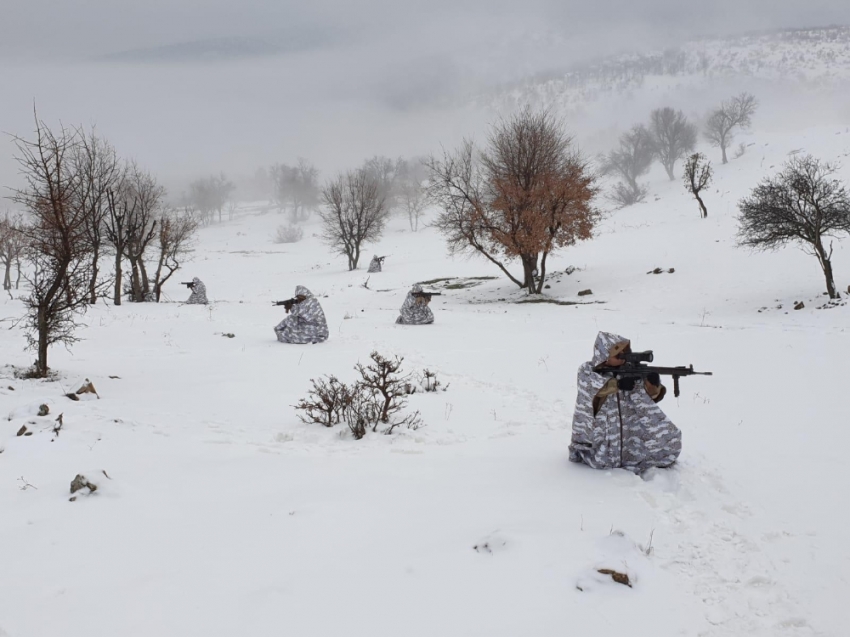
[295,352,423,440]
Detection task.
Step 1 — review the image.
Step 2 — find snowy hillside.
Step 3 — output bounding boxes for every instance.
[2,121,850,637]
[484,26,850,118]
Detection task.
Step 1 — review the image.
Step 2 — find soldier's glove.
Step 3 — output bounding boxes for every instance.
[646,372,661,387]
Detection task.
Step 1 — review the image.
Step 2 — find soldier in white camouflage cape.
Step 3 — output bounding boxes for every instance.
[367,255,382,273]
[395,284,434,325]
[186,277,208,305]
[274,285,329,344]
[569,331,681,473]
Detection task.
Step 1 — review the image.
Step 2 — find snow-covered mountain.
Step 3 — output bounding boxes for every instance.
[480,26,850,115]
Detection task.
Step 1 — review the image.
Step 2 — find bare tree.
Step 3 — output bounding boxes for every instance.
[123,165,164,302]
[738,155,850,299]
[271,159,320,223]
[104,186,133,305]
[189,173,234,224]
[152,207,199,301]
[704,93,758,164]
[319,169,387,270]
[362,156,404,211]
[9,116,99,377]
[649,107,697,180]
[396,159,429,231]
[72,129,123,303]
[683,153,713,219]
[427,109,599,293]
[602,125,655,206]
[0,212,27,291]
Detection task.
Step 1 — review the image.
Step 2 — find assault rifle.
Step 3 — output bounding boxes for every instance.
[594,350,712,398]
[412,291,442,302]
[181,281,195,289]
[375,255,389,263]
[272,297,304,313]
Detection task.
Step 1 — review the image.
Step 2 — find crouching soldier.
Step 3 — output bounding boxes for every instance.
[273,286,329,344]
[367,255,385,273]
[184,278,208,304]
[396,284,437,325]
[569,332,681,473]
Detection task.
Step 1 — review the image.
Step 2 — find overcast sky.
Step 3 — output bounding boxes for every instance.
[3,0,850,60]
[1,1,849,193]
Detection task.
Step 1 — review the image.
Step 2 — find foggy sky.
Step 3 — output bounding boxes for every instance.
[2,1,850,198]
[3,0,850,61]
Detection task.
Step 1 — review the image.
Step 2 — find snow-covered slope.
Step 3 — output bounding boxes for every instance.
[1,123,849,636]
[485,26,850,115]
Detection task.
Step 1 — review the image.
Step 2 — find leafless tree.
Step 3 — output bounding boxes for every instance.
[104,186,133,305]
[9,116,100,377]
[123,165,164,302]
[72,129,123,303]
[602,125,655,206]
[362,155,404,211]
[683,153,713,219]
[427,109,599,293]
[649,107,697,180]
[189,173,234,224]
[271,159,320,223]
[152,207,199,301]
[738,155,850,299]
[704,93,758,164]
[319,169,387,270]
[0,212,27,291]
[396,159,429,231]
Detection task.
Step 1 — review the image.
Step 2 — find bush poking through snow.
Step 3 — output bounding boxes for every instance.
[295,375,352,428]
[295,352,424,438]
[274,225,304,244]
[419,369,448,392]
[354,352,423,435]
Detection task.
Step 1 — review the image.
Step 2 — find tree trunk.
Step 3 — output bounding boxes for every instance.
[816,242,838,299]
[521,254,538,294]
[113,250,123,305]
[2,261,10,291]
[535,251,549,294]
[139,260,151,299]
[15,259,21,289]
[721,143,728,165]
[36,307,49,378]
[88,247,99,303]
[694,192,708,218]
[664,162,675,181]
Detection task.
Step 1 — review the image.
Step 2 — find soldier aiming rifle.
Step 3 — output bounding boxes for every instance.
[272,295,306,313]
[593,349,712,398]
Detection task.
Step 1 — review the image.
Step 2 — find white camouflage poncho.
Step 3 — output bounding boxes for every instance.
[274,285,329,344]
[569,331,681,473]
[367,255,382,273]
[396,284,434,325]
[186,278,208,305]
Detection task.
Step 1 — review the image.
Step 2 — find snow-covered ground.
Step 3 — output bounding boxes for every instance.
[2,125,849,637]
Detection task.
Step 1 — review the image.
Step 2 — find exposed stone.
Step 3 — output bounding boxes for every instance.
[70,474,98,496]
[38,404,49,417]
[794,301,805,310]
[578,289,593,297]
[597,568,632,588]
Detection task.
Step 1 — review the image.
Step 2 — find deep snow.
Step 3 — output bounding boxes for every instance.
[1,125,849,637]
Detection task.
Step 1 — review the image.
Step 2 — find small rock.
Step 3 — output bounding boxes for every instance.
[76,379,99,398]
[70,474,98,495]
[647,267,663,275]
[7,386,14,391]
[16,425,27,437]
[578,289,593,297]
[65,393,80,401]
[597,568,632,588]
[544,284,551,289]
[38,404,49,417]
[221,333,235,338]
[108,375,121,379]
[794,301,805,310]
[668,268,675,274]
